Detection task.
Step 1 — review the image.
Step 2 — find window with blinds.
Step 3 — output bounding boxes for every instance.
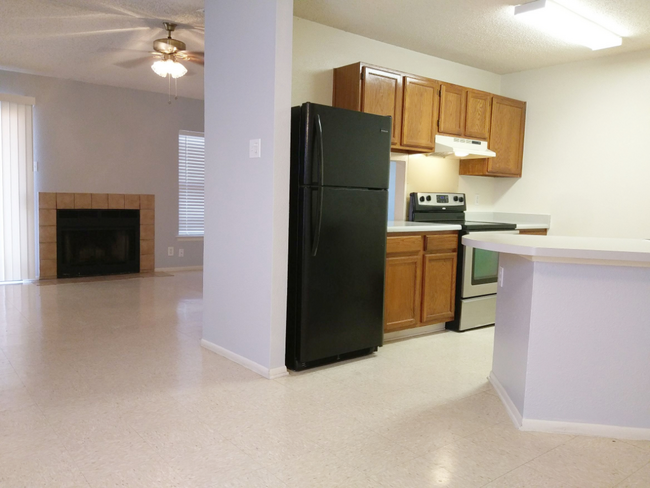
[178,131,205,237]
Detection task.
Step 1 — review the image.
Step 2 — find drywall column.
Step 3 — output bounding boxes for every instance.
[202,0,293,378]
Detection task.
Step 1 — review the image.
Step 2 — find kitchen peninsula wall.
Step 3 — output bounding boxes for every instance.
[291,17,501,211]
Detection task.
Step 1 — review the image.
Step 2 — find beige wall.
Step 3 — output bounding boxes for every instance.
[495,50,650,238]
[292,17,501,212]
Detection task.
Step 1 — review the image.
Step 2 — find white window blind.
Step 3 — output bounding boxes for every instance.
[178,131,205,236]
[0,98,36,281]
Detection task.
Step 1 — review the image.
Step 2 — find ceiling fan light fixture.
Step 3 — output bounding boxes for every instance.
[514,0,622,51]
[151,58,187,78]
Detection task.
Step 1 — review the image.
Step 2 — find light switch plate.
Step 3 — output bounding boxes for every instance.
[498,266,504,288]
[178,249,184,258]
[168,246,174,257]
[249,139,261,158]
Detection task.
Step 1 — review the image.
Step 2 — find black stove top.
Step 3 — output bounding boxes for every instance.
[407,192,517,232]
[462,221,517,232]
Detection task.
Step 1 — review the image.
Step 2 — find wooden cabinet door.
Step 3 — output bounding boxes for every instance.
[465,89,492,140]
[421,252,457,324]
[384,254,422,332]
[439,83,466,136]
[487,96,526,177]
[361,67,403,146]
[401,76,439,150]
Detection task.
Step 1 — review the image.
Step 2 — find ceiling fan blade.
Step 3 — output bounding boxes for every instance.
[115,57,153,69]
[187,58,204,66]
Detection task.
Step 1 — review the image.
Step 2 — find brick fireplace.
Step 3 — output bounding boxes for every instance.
[38,193,155,279]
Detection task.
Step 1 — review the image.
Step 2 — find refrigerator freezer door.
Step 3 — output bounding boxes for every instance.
[299,103,391,190]
[295,187,387,364]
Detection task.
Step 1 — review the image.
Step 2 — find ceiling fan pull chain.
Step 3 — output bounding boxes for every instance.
[168,74,172,104]
[175,77,178,100]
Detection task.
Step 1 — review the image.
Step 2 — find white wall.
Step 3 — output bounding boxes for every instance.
[292,17,502,211]
[202,0,292,377]
[495,50,650,238]
[0,69,205,268]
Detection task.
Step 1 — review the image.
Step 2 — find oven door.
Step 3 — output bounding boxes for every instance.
[462,230,519,299]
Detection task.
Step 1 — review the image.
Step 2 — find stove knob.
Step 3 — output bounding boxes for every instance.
[453,196,459,202]
[426,196,432,202]
[459,197,464,203]
[419,196,425,202]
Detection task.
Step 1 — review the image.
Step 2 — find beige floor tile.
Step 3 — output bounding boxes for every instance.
[421,436,532,484]
[484,464,583,488]
[526,437,650,488]
[464,419,574,460]
[369,455,486,487]
[616,463,650,487]
[0,271,648,488]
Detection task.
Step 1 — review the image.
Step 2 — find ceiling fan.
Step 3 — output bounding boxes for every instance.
[114,21,204,102]
[150,22,204,79]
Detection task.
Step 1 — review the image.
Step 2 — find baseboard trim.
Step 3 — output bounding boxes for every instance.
[490,372,650,440]
[200,339,288,379]
[155,266,203,272]
[489,371,523,427]
[521,419,650,441]
[384,323,445,342]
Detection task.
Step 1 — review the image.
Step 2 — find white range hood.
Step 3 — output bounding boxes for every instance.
[429,134,496,159]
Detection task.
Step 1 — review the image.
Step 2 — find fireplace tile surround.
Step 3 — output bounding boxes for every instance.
[38,192,155,279]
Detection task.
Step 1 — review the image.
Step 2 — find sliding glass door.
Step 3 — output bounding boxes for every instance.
[0,95,36,281]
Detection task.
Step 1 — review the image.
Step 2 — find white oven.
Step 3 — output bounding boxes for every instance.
[457,230,519,331]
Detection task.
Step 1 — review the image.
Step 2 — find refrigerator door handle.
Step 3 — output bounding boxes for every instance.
[311,115,325,257]
[315,114,325,186]
[311,188,324,257]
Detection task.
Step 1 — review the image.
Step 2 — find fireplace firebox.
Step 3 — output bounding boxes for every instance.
[57,209,140,278]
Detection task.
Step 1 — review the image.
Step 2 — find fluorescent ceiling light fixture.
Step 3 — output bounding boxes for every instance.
[514,0,622,50]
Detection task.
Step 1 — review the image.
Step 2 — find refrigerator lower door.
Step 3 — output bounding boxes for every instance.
[295,187,387,366]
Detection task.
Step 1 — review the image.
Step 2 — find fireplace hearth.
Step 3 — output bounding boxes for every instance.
[57,209,140,278]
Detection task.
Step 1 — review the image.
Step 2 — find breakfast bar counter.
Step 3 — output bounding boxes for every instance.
[462,234,650,440]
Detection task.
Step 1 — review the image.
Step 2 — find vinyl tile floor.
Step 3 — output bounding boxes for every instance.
[0,271,648,487]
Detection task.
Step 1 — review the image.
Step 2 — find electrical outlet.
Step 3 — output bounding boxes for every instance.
[249,139,261,158]
[498,266,504,288]
[168,246,174,257]
[475,194,480,205]
[178,248,184,258]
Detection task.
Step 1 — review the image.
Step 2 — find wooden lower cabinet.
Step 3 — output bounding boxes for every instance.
[421,252,457,323]
[519,228,548,236]
[384,254,422,332]
[384,231,458,333]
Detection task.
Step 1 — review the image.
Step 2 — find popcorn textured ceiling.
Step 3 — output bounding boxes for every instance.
[1,1,648,99]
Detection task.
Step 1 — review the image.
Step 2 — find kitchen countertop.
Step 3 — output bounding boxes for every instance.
[465,212,550,230]
[462,234,650,266]
[388,221,462,233]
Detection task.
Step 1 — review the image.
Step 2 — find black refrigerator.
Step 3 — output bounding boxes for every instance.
[286,103,392,371]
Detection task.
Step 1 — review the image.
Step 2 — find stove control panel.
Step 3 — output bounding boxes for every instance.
[411,192,465,207]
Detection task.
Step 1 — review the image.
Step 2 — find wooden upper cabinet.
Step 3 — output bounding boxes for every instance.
[332,63,403,145]
[487,96,526,176]
[401,76,439,150]
[361,67,403,145]
[439,83,466,136]
[465,89,492,140]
